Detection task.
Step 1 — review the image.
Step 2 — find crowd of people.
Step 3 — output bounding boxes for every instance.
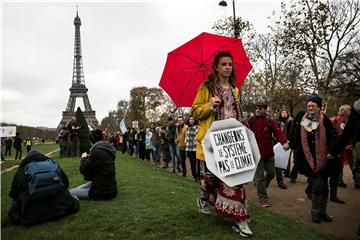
[98,51,359,236]
[58,119,81,158]
[4,50,359,238]
[105,116,200,182]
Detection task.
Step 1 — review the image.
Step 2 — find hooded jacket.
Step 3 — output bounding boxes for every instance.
[80,141,117,200]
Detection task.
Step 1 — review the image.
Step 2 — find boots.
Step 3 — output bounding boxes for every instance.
[311,194,321,223]
[320,195,333,222]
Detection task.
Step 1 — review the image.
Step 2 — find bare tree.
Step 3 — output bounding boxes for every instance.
[277,0,360,98]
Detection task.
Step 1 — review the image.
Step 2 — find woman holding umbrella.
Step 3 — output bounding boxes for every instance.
[192,51,252,237]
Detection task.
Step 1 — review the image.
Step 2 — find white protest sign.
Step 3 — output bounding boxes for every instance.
[273,142,290,169]
[209,127,256,177]
[119,119,127,133]
[0,126,17,138]
[202,118,261,187]
[132,121,138,129]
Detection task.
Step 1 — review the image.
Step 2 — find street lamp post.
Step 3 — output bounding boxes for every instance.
[219,0,244,118]
[219,0,239,38]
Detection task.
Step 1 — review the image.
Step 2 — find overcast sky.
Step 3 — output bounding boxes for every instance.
[1,0,282,128]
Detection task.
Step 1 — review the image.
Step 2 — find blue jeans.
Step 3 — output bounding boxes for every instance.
[169,144,180,172]
[153,146,161,164]
[70,182,92,199]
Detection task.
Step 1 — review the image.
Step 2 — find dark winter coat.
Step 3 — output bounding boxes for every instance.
[160,132,171,160]
[5,138,13,148]
[80,141,117,200]
[137,131,146,148]
[246,115,287,158]
[13,136,22,149]
[8,151,79,225]
[277,117,293,139]
[167,123,177,145]
[289,112,339,177]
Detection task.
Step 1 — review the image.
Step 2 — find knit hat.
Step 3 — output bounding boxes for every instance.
[306,94,322,108]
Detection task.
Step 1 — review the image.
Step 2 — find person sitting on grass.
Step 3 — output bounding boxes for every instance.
[70,129,117,200]
[8,150,79,225]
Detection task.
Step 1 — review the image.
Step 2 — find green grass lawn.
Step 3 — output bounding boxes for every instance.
[1,143,59,170]
[1,151,338,240]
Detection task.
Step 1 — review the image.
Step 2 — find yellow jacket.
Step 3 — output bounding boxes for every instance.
[176,124,188,150]
[191,84,240,161]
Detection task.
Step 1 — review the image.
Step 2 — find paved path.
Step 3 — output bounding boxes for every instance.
[162,159,359,239]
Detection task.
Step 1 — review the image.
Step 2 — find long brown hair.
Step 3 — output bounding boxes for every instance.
[204,51,236,89]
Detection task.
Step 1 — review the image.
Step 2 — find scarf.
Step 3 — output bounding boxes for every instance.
[300,113,327,173]
[300,113,319,132]
[208,83,242,122]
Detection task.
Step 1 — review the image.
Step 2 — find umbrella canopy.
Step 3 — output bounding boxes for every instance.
[159,32,252,107]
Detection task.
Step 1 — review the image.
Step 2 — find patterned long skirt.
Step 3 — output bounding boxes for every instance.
[199,160,250,221]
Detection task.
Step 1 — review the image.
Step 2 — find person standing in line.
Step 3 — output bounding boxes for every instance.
[150,123,161,165]
[185,116,199,181]
[159,126,171,169]
[13,132,23,160]
[289,94,338,223]
[145,128,153,162]
[122,128,130,154]
[129,128,136,156]
[176,116,188,177]
[192,51,253,237]
[4,137,13,157]
[167,117,181,173]
[137,127,146,160]
[327,104,352,204]
[331,104,353,187]
[246,102,289,207]
[275,109,293,189]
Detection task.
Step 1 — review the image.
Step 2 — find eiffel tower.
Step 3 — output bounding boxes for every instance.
[58,9,99,129]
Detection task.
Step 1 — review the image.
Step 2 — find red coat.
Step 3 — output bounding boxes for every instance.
[246,115,287,158]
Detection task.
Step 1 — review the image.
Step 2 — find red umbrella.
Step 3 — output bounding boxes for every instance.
[159,32,252,107]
